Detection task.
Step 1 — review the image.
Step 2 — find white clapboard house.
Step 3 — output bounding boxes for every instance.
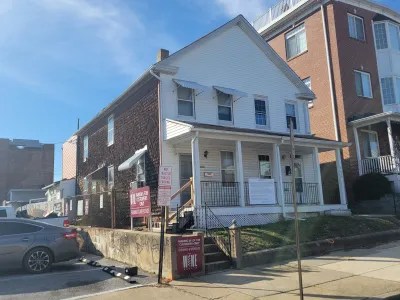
[153,15,349,226]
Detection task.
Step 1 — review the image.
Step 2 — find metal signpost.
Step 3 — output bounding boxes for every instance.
[157,166,172,284]
[290,119,304,300]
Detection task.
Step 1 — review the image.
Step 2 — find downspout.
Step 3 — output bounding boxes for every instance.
[321,3,340,141]
[149,68,162,165]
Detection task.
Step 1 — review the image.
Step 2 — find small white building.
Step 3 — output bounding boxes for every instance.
[151,15,349,226]
[42,179,76,202]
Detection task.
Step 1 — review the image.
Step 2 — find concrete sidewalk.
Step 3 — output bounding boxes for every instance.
[82,241,400,300]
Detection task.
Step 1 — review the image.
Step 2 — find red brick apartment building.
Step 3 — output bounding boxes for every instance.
[254,0,400,201]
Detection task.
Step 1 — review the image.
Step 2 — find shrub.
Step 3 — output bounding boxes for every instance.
[353,173,392,201]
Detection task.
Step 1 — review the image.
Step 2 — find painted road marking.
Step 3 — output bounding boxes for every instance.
[60,284,155,300]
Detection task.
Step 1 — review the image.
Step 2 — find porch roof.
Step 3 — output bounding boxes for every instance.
[166,119,348,150]
[348,112,400,128]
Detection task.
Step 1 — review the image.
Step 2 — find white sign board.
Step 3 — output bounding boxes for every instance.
[157,186,172,206]
[248,178,276,205]
[159,166,172,187]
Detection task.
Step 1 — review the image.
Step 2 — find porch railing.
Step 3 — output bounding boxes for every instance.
[201,181,240,207]
[361,155,398,175]
[283,182,320,205]
[253,0,305,32]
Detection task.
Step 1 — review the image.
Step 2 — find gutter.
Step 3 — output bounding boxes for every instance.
[192,127,350,148]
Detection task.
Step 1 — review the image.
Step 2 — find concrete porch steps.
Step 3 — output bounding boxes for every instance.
[204,236,231,273]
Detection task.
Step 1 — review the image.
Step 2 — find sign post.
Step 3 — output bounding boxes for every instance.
[157,166,172,284]
[129,186,151,230]
[290,119,304,300]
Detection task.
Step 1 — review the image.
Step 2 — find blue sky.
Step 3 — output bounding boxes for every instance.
[0,0,398,182]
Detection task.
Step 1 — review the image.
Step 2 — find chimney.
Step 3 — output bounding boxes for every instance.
[157,49,169,62]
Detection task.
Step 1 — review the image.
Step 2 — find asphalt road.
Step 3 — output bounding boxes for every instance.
[0,254,157,300]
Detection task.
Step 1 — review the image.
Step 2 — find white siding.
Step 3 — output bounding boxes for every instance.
[160,25,309,136]
[165,120,191,140]
[164,139,317,208]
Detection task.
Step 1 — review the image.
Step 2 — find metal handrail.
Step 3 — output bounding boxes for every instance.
[203,202,232,261]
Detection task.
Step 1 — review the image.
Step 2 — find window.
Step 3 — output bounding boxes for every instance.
[254,99,267,126]
[374,23,388,49]
[361,131,379,158]
[285,103,297,130]
[0,210,7,218]
[83,135,88,162]
[108,115,114,146]
[217,92,233,122]
[220,151,235,182]
[348,14,365,41]
[83,177,88,194]
[303,77,311,90]
[381,77,395,104]
[0,222,42,236]
[354,71,372,98]
[389,23,400,51]
[108,165,114,190]
[397,78,400,102]
[258,155,271,179]
[285,24,307,59]
[137,157,145,185]
[303,78,314,108]
[177,86,194,117]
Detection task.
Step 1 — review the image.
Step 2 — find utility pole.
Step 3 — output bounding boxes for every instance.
[290,119,304,300]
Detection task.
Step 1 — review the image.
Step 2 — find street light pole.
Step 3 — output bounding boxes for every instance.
[290,119,304,300]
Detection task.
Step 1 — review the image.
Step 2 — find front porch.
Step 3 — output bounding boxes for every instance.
[164,120,348,227]
[350,112,400,181]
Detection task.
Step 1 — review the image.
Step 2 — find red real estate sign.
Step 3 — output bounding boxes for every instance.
[176,236,203,275]
[130,186,151,218]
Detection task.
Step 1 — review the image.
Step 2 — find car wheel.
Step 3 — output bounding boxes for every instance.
[23,247,53,274]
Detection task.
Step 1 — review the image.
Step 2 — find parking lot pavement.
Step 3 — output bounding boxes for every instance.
[0,254,157,300]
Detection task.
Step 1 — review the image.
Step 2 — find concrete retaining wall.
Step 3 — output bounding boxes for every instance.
[77,227,204,280]
[242,229,400,267]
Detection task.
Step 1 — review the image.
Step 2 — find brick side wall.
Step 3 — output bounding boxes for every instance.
[268,8,336,142]
[76,78,160,212]
[0,139,54,201]
[266,1,385,201]
[62,135,77,180]
[329,2,383,193]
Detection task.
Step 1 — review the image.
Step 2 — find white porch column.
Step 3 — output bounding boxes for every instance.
[235,140,245,207]
[191,135,201,208]
[273,143,285,217]
[313,147,324,205]
[353,126,362,175]
[335,148,347,205]
[387,118,395,157]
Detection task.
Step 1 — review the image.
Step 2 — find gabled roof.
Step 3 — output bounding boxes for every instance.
[154,15,315,100]
[74,15,315,137]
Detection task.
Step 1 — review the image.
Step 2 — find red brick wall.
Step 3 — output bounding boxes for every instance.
[266,1,385,200]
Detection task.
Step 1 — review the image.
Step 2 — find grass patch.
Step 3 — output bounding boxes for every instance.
[219,216,400,253]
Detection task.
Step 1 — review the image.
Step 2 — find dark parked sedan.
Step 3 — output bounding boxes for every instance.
[0,218,80,273]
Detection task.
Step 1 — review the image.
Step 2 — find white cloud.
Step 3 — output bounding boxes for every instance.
[0,0,180,99]
[37,0,145,75]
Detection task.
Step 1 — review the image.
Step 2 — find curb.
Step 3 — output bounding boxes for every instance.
[242,229,400,267]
